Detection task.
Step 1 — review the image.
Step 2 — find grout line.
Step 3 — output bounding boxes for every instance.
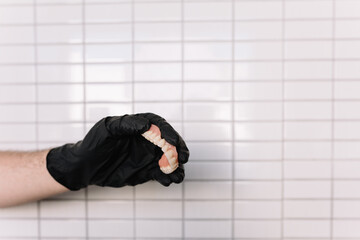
[2,58,360,65]
[0,237,340,240]
[131,0,136,239]
[0,119,356,124]
[0,0,296,8]
[330,0,336,239]
[3,0,334,7]
[0,78,354,85]
[0,238,342,240]
[1,99,358,104]
[26,198,341,202]
[231,0,236,238]
[1,38,358,46]
[6,217,360,221]
[3,17,360,26]
[181,0,185,239]
[81,1,89,239]
[281,0,285,239]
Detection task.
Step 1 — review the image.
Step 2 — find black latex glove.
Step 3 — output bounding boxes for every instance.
[46,113,190,191]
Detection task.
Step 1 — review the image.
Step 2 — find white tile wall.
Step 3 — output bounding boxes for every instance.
[0,0,360,239]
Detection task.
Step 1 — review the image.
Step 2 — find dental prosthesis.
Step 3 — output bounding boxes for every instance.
[141,124,179,174]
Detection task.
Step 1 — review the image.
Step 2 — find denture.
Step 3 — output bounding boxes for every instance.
[141,124,179,174]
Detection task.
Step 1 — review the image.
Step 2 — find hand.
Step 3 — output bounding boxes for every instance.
[46,113,190,191]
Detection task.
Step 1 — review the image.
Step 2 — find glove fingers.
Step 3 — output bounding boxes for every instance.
[141,112,179,146]
[150,162,185,186]
[169,165,185,184]
[160,124,180,147]
[130,112,188,186]
[139,112,189,164]
[156,175,172,187]
[151,167,173,187]
[106,115,151,137]
[140,112,164,125]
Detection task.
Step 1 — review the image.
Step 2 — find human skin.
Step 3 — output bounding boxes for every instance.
[0,150,69,208]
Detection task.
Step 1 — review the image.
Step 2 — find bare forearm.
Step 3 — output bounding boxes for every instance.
[0,150,69,208]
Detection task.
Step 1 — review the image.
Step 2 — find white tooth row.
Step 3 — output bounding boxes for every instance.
[142,130,178,173]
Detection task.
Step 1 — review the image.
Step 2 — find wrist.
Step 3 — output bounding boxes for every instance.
[46,145,87,191]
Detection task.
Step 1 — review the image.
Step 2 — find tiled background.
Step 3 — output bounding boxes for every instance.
[1,0,360,239]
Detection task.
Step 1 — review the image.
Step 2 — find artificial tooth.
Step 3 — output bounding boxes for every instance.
[164,150,174,161]
[158,138,166,147]
[161,166,172,174]
[149,132,157,140]
[170,163,178,171]
[161,143,170,152]
[142,128,179,174]
[174,163,179,169]
[168,156,177,167]
[153,136,161,144]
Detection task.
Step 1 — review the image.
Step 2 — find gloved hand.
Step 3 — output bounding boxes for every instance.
[46,112,190,191]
